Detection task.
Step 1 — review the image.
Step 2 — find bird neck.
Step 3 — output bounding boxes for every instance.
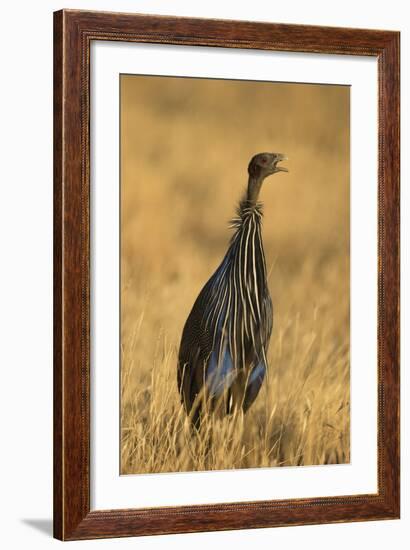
[246,175,264,207]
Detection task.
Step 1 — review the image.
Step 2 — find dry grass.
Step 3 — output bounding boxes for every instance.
[120,75,350,474]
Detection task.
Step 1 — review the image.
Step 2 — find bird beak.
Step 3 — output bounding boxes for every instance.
[275,154,289,172]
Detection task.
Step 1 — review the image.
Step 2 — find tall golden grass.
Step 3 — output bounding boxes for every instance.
[120,75,350,474]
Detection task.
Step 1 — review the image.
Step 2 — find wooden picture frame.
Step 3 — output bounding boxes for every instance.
[53,9,400,540]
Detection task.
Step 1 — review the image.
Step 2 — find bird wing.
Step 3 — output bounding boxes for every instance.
[177,251,237,412]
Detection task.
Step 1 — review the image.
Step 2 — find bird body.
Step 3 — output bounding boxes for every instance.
[177,153,288,427]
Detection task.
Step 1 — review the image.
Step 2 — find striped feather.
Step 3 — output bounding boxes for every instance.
[177,200,273,426]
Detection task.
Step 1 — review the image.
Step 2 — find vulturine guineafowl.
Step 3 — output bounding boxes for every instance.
[177,152,288,428]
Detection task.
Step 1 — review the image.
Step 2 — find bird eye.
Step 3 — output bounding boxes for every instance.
[261,156,268,164]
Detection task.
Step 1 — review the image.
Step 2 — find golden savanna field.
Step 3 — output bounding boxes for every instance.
[120,75,350,474]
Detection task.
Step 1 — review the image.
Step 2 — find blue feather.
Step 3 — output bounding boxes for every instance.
[207,345,236,398]
[244,363,266,408]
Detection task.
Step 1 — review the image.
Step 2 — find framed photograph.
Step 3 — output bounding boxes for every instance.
[53,9,400,540]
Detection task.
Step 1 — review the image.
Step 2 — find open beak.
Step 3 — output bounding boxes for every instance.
[275,154,289,172]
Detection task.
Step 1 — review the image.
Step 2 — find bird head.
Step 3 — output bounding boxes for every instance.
[248,152,288,181]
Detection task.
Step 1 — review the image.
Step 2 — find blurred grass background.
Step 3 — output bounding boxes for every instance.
[120,75,350,474]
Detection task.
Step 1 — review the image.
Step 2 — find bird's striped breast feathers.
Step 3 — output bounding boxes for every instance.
[177,200,273,421]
